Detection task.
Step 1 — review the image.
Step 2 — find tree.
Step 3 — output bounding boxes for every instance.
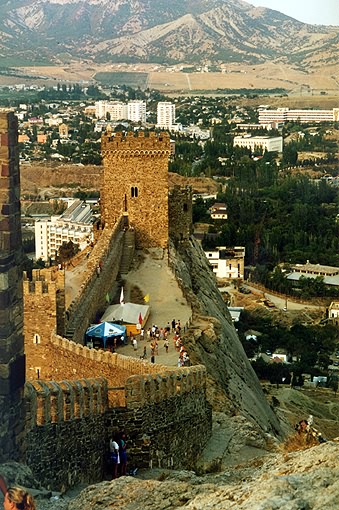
[58,241,79,264]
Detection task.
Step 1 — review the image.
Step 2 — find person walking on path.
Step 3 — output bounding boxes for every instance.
[164,339,169,353]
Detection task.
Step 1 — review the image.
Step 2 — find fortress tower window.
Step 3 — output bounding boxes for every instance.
[33,333,41,344]
[183,203,188,212]
[131,186,139,198]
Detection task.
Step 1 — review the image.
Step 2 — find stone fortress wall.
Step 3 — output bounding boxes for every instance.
[23,337,210,490]
[63,216,126,343]
[0,111,25,462]
[12,128,212,489]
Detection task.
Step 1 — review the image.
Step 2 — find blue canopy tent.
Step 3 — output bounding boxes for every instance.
[85,322,126,349]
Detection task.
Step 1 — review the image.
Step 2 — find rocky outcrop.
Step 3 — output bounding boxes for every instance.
[170,236,282,438]
[5,442,339,510]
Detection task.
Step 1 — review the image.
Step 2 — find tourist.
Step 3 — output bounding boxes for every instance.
[171,319,176,333]
[140,328,144,340]
[110,435,120,479]
[3,487,36,510]
[118,432,128,476]
[164,339,169,353]
[151,354,155,363]
[132,337,138,351]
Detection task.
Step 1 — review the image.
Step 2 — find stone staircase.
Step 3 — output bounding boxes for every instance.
[119,228,135,276]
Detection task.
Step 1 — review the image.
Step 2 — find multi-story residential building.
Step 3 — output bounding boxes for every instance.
[95,101,128,121]
[233,135,283,153]
[205,246,245,280]
[35,199,94,261]
[127,100,146,123]
[157,102,176,129]
[259,108,339,125]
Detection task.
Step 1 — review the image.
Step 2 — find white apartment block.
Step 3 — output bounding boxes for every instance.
[233,135,283,153]
[95,101,128,121]
[128,100,146,123]
[205,246,245,280]
[259,108,339,125]
[35,200,94,261]
[157,102,176,129]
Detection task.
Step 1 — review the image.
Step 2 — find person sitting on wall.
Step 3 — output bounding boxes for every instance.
[3,487,36,510]
[110,434,120,479]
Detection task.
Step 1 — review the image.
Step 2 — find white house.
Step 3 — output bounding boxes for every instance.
[210,203,228,220]
[204,246,245,279]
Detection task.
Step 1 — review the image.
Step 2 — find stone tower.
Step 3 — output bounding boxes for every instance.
[169,185,193,245]
[101,131,170,249]
[0,110,25,461]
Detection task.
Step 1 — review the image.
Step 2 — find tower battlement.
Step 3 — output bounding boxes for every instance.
[101,130,170,156]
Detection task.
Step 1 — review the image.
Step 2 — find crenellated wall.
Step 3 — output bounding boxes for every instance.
[23,363,211,490]
[64,216,125,343]
[24,377,109,490]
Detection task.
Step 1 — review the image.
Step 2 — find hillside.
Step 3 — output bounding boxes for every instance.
[1,0,338,68]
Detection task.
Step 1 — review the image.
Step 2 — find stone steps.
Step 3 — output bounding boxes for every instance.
[120,229,135,276]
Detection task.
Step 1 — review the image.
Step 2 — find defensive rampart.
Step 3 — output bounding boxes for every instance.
[23,358,211,491]
[65,216,125,343]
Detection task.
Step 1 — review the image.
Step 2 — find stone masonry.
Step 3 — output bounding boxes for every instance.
[101,131,170,249]
[0,110,25,461]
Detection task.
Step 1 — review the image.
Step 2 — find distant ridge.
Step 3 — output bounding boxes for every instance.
[0,0,338,68]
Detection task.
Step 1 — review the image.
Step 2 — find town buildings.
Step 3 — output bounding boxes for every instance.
[209,203,228,220]
[35,199,94,261]
[204,246,245,280]
[233,135,283,153]
[286,261,339,287]
[157,102,176,129]
[94,100,146,123]
[259,107,339,125]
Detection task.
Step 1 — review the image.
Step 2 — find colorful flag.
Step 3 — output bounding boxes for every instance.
[138,312,143,325]
[144,293,150,303]
[120,287,125,304]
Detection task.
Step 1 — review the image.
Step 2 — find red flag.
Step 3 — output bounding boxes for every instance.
[138,312,143,325]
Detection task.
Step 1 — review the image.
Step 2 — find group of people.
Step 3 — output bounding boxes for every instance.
[109,431,128,479]
[0,474,36,510]
[124,318,191,367]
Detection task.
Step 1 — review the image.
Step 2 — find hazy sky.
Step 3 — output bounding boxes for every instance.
[248,0,339,26]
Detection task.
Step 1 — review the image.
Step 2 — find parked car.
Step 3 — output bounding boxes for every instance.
[239,286,251,294]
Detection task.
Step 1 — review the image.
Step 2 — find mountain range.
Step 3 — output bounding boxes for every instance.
[1,0,338,67]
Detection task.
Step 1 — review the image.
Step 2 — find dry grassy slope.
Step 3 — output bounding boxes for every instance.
[20,164,219,197]
[264,385,339,441]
